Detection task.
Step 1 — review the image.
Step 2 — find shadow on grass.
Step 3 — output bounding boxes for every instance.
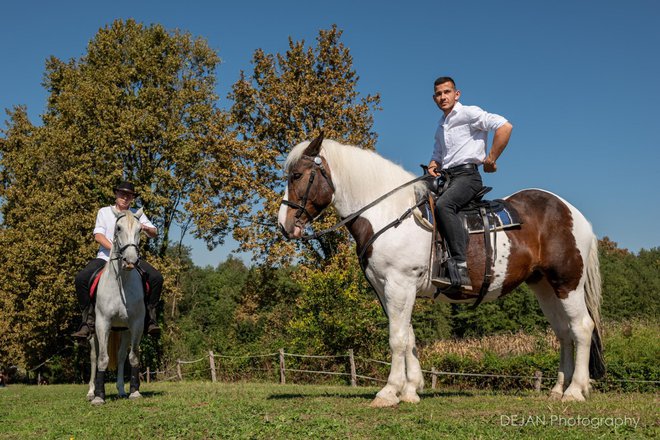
[267,389,474,401]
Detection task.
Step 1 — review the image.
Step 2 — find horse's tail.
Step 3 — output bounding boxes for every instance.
[107,331,121,371]
[584,234,606,379]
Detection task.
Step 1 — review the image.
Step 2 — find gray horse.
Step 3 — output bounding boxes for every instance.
[87,207,145,405]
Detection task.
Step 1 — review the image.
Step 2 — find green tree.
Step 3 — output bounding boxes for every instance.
[0,19,239,370]
[192,25,381,267]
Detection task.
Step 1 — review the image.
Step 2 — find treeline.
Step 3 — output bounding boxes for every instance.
[167,238,659,364]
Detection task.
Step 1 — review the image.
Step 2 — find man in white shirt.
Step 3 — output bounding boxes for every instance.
[427,77,513,290]
[72,181,163,338]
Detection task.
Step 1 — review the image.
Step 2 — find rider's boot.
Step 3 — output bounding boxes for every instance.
[146,300,161,337]
[72,303,95,339]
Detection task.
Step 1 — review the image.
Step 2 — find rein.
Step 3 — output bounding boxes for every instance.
[299,173,429,241]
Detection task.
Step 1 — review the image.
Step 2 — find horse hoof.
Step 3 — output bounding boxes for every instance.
[548,391,563,401]
[118,393,128,399]
[91,397,105,406]
[86,393,94,401]
[561,390,586,402]
[129,391,142,400]
[370,397,398,408]
[399,393,421,404]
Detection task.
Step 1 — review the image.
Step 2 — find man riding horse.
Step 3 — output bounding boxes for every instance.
[427,76,513,292]
[72,181,163,339]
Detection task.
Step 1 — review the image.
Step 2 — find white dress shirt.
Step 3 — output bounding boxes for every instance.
[93,206,155,261]
[431,101,508,169]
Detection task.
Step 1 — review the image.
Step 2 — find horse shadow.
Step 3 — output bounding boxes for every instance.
[267,389,474,401]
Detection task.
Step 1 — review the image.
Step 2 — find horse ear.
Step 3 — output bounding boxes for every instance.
[304,132,324,157]
[111,206,121,218]
[134,208,144,219]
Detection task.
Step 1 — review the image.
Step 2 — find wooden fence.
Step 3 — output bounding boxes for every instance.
[141,348,554,391]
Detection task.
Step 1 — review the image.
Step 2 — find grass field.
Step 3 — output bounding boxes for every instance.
[0,381,657,439]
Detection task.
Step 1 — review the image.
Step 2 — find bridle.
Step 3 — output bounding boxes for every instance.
[282,154,430,243]
[281,155,335,225]
[110,213,141,265]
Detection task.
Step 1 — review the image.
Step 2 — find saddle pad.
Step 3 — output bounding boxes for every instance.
[461,200,522,234]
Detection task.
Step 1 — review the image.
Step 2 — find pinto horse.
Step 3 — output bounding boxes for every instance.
[88,207,146,405]
[278,135,605,407]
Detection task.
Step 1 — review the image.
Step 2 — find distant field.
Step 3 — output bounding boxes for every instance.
[0,382,657,439]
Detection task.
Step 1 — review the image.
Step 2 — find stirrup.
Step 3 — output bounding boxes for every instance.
[147,322,161,337]
[72,323,93,339]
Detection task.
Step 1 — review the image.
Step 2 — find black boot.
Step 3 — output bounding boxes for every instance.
[72,303,95,339]
[146,302,161,337]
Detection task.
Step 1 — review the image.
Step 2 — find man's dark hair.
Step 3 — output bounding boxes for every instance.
[434,76,456,88]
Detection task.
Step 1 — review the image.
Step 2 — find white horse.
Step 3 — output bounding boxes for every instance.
[278,135,604,407]
[87,207,145,405]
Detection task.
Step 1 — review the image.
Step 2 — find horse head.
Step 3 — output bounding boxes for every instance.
[111,207,143,270]
[278,134,336,239]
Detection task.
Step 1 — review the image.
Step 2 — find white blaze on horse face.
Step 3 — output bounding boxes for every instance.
[117,214,141,269]
[278,187,303,239]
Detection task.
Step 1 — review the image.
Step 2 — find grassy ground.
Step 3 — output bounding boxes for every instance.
[0,382,657,439]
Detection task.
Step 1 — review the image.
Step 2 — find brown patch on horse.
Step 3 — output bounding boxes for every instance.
[497,190,583,299]
[347,216,374,265]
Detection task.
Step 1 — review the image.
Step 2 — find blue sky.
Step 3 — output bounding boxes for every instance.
[2,1,659,267]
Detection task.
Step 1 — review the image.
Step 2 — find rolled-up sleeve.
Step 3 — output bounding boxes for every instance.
[468,106,508,132]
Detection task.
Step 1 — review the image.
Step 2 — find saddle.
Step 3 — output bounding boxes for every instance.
[88,266,151,299]
[419,175,522,307]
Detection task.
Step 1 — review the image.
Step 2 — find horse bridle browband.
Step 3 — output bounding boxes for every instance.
[281,155,335,224]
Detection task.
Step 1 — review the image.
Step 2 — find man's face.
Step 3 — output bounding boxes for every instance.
[433,81,460,115]
[115,190,135,210]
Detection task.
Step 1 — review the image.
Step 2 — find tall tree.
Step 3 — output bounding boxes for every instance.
[0,19,239,369]
[192,25,381,266]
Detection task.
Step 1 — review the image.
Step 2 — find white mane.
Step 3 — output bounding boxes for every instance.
[285,139,427,216]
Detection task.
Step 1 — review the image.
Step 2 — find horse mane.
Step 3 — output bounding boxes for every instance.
[285,139,427,215]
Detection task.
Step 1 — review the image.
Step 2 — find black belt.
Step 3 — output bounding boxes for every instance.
[444,163,478,173]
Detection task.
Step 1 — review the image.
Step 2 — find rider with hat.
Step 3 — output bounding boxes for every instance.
[72,181,163,338]
[428,76,513,290]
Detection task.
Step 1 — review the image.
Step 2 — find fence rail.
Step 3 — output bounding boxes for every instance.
[135,348,659,391]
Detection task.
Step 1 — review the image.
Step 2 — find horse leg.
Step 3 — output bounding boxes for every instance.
[128,324,144,400]
[87,335,97,401]
[530,279,575,400]
[399,324,424,404]
[371,282,416,408]
[116,331,130,398]
[91,321,109,405]
[557,286,594,402]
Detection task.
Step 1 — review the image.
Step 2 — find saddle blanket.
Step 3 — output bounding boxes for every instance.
[417,198,522,234]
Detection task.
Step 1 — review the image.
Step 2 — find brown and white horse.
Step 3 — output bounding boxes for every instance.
[278,135,605,407]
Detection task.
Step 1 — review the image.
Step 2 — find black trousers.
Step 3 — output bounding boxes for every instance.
[74,258,163,310]
[435,166,483,263]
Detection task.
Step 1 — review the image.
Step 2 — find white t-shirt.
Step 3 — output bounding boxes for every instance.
[430,101,508,170]
[93,206,156,261]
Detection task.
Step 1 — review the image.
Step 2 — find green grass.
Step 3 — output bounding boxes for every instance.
[0,382,657,439]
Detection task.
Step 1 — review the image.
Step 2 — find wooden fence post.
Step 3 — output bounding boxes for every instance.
[209,351,217,383]
[146,366,150,384]
[279,349,286,385]
[431,367,437,389]
[176,360,183,381]
[348,349,357,387]
[534,371,542,392]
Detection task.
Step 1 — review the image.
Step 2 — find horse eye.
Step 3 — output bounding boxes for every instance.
[117,226,122,231]
[291,172,302,181]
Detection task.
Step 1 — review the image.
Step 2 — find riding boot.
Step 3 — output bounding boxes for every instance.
[146,301,161,337]
[72,303,95,339]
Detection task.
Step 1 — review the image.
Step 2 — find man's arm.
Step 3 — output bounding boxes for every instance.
[95,233,113,250]
[483,122,513,173]
[141,224,157,238]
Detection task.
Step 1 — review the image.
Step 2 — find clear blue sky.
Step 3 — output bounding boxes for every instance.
[2,0,659,267]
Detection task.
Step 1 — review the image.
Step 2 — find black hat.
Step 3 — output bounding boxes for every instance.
[113,181,138,196]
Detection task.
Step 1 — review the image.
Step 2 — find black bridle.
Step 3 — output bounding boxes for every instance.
[281,155,335,224]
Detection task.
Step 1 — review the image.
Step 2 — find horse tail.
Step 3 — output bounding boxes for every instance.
[107,331,121,371]
[584,234,606,379]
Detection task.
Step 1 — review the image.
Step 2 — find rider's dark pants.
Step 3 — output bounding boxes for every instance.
[74,258,163,309]
[435,165,483,263]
